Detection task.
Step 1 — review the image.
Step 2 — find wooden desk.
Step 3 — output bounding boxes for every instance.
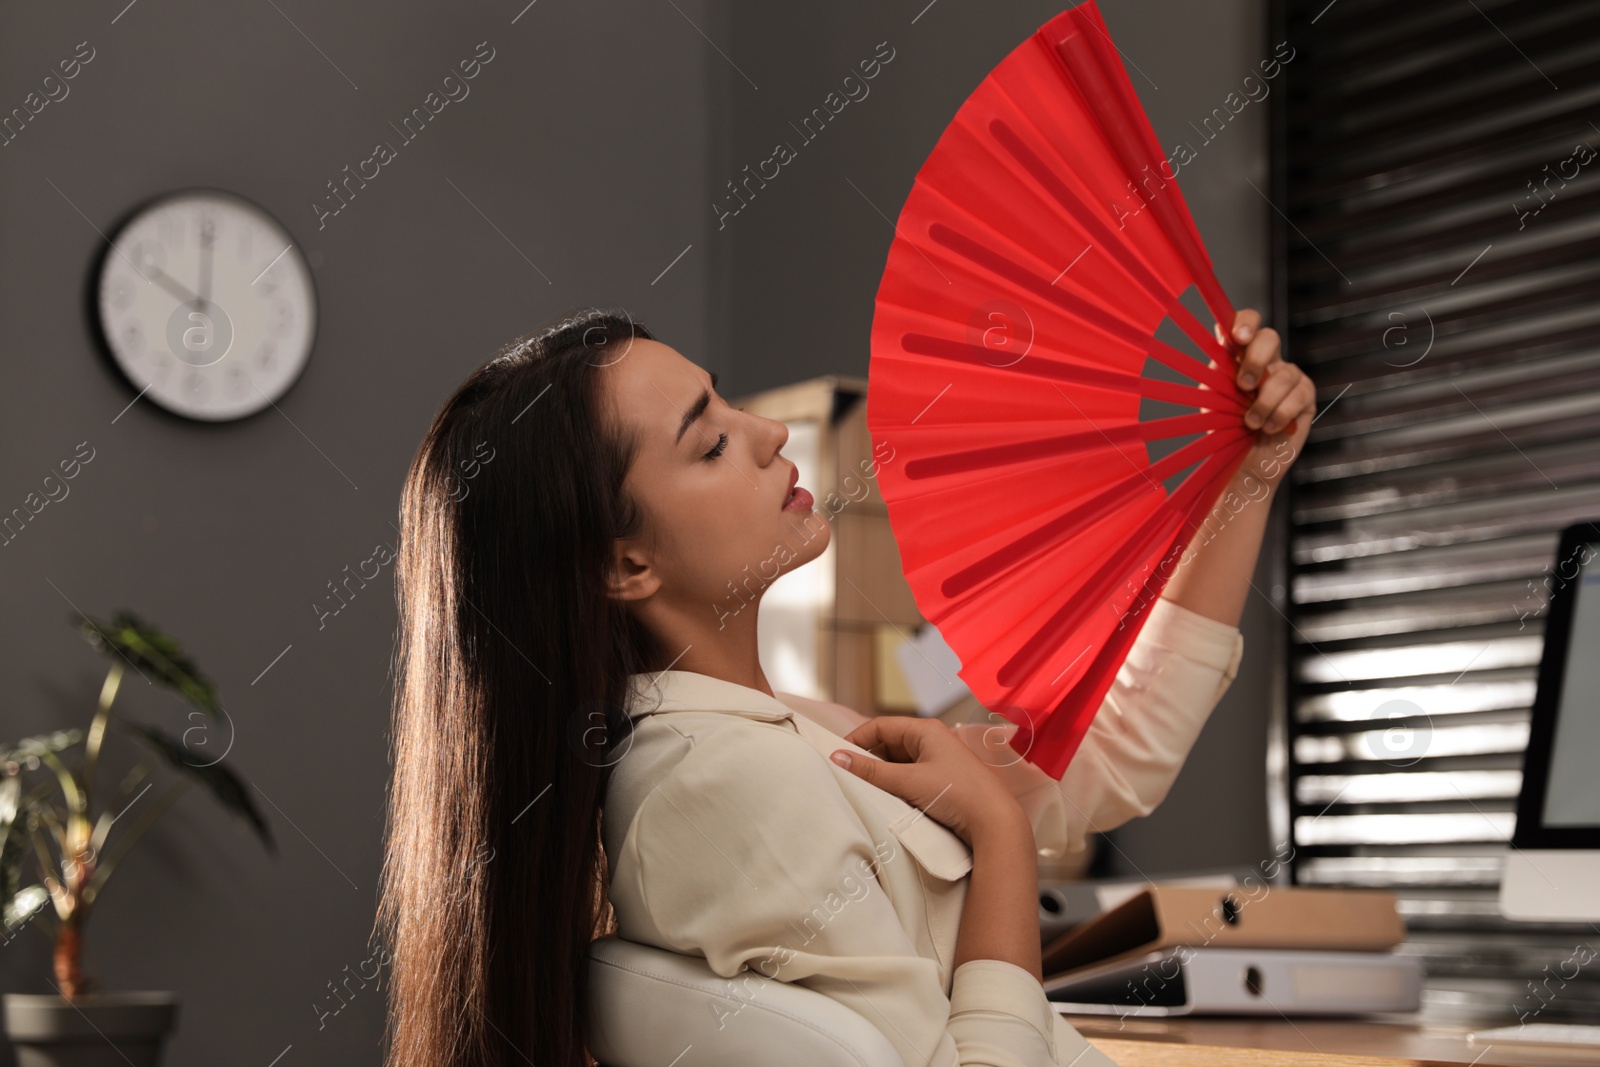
[1070,1014,1598,1067]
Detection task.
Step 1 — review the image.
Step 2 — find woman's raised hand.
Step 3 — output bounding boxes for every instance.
[1218,308,1315,491]
[830,717,1027,847]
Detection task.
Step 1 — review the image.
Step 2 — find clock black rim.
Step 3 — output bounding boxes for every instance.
[84,184,320,425]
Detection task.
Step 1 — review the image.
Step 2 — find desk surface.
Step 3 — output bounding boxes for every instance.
[1071,1014,1597,1067]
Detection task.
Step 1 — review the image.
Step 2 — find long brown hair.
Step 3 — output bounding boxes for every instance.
[379,307,662,1066]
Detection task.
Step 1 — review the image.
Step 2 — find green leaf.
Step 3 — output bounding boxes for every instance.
[1,775,53,922]
[3,883,49,932]
[1,774,23,909]
[73,611,221,719]
[111,719,276,853]
[1,730,86,765]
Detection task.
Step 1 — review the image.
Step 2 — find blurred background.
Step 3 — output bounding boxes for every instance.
[3,0,1598,1063]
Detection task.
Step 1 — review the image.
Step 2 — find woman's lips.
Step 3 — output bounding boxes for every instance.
[783,485,814,512]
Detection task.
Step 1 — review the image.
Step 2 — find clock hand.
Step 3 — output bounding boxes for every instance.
[141,265,201,307]
[198,216,214,307]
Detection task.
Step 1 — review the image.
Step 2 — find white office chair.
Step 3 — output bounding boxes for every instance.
[586,935,903,1067]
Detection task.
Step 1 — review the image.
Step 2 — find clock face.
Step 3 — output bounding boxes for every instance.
[96,189,317,421]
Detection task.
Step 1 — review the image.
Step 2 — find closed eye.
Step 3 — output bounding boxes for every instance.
[702,432,728,461]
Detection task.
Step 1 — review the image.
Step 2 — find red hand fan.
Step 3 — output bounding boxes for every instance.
[867,1,1267,779]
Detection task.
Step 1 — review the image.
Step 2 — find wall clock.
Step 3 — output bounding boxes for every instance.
[94,188,317,421]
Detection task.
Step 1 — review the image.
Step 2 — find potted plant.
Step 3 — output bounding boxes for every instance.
[2,611,275,1066]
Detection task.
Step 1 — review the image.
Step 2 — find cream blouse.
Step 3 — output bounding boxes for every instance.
[601,596,1244,1067]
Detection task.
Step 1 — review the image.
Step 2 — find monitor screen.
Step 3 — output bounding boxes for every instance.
[1503,524,1600,919]
[1542,546,1600,829]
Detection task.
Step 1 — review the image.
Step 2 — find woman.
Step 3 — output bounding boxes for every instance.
[378,305,1314,1067]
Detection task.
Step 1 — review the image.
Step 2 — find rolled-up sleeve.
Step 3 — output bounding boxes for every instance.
[953,595,1244,859]
[622,724,1076,1067]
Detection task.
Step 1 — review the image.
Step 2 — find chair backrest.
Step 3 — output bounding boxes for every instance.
[586,935,904,1067]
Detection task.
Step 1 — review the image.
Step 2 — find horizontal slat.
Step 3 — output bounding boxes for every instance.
[1294,719,1530,763]
[1297,854,1503,887]
[1287,48,1600,159]
[1292,103,1600,212]
[1295,565,1533,604]
[1294,446,1600,527]
[1298,156,1600,244]
[1302,344,1600,436]
[1294,812,1514,845]
[1290,227,1600,314]
[1291,486,1600,562]
[1291,0,1556,77]
[1394,891,1515,921]
[1296,483,1595,538]
[1292,533,1556,601]
[1295,675,1534,722]
[1294,276,1600,363]
[1292,233,1600,323]
[1406,925,1600,953]
[1291,190,1600,277]
[1304,306,1600,397]
[1310,385,1600,454]
[1293,583,1549,642]
[1290,0,1597,87]
[1292,413,1600,489]
[1290,16,1600,132]
[1296,770,1522,805]
[1295,634,1541,683]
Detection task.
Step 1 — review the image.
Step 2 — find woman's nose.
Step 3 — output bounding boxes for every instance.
[757,411,788,457]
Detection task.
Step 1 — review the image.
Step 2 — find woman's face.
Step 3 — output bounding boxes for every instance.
[600,339,831,620]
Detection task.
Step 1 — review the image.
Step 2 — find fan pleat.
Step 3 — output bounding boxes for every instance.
[1021,434,1255,774]
[901,409,1238,483]
[912,113,1171,330]
[900,332,1237,417]
[1046,15,1234,332]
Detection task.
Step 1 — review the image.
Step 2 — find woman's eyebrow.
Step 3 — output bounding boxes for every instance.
[674,371,720,445]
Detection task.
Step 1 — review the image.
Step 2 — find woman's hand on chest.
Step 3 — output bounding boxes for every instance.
[828,715,1028,848]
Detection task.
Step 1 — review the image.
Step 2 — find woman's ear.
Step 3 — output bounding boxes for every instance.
[606,537,659,602]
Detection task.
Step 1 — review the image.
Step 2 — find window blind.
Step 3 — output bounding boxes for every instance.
[1272,0,1600,1021]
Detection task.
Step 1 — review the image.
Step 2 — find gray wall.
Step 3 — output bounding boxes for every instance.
[2,0,1273,1061]
[720,0,1277,878]
[1,1,717,1063]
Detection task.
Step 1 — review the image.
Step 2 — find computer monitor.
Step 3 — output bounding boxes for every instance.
[1501,520,1600,922]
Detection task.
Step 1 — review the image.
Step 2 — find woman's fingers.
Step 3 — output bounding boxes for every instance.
[1230,307,1262,346]
[1217,307,1261,346]
[841,714,948,763]
[841,716,910,761]
[1244,363,1290,429]
[1235,326,1281,391]
[832,715,1014,846]
[1246,362,1313,433]
[1205,308,1315,445]
[1213,309,1278,392]
[1270,367,1317,434]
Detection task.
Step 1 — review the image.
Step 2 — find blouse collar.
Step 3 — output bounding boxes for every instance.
[625,669,798,724]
